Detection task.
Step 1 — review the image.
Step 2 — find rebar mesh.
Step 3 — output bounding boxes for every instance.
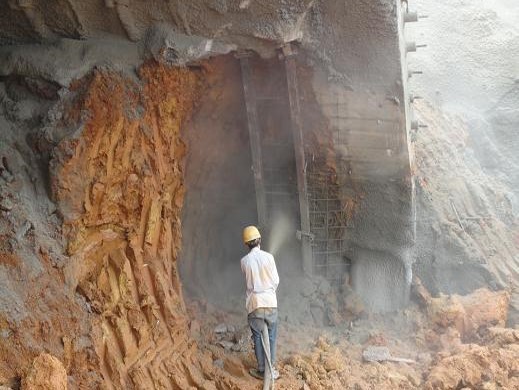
[307,162,352,284]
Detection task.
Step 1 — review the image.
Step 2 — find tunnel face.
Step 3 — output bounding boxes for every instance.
[179,56,258,304]
[179,55,306,307]
[178,45,415,313]
[0,0,426,387]
[0,0,417,315]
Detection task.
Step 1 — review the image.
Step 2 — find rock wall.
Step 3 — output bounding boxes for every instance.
[413,100,519,325]
[405,0,519,324]
[0,57,257,388]
[0,69,100,387]
[51,64,200,388]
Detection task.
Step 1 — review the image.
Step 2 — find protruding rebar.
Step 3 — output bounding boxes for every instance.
[404,11,418,23]
[409,94,423,102]
[404,11,429,23]
[408,70,424,78]
[411,120,428,130]
[406,42,427,53]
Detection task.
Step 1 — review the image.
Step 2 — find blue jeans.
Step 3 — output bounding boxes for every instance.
[248,308,278,372]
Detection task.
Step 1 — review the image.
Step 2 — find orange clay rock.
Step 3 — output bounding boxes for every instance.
[424,337,519,390]
[416,283,517,389]
[483,326,519,345]
[457,288,510,338]
[413,279,510,342]
[48,62,257,389]
[22,353,67,390]
[51,64,201,389]
[427,289,510,341]
[282,336,418,390]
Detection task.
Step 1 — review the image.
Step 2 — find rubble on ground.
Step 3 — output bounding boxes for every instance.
[22,353,67,390]
[413,278,510,348]
[182,283,518,390]
[424,328,519,390]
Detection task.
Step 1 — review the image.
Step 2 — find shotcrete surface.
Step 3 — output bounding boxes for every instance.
[0,0,517,388]
[407,0,519,113]
[406,0,519,324]
[0,1,404,91]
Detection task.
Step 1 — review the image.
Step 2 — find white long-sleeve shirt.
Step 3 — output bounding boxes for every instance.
[240,246,279,314]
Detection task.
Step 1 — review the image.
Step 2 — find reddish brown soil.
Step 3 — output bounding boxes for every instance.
[1,61,517,390]
[0,253,18,268]
[51,63,206,388]
[186,285,518,390]
[21,353,67,390]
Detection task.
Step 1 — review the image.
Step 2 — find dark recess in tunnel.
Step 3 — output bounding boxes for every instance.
[179,54,304,309]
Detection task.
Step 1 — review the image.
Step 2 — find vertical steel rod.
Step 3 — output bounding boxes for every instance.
[239,55,268,228]
[283,45,313,276]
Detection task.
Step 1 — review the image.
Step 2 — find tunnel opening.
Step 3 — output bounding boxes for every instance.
[178,49,358,328]
[179,53,306,312]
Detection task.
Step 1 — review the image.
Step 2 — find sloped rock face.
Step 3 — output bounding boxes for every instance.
[413,100,519,325]
[0,57,263,388]
[49,63,209,388]
[0,69,101,387]
[426,288,510,341]
[22,353,67,390]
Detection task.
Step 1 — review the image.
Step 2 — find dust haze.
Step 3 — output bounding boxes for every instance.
[0,0,518,389]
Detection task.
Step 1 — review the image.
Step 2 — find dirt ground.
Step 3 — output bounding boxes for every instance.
[0,9,517,386]
[413,100,519,326]
[184,283,518,390]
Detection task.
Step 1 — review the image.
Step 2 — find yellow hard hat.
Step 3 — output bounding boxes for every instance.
[243,225,261,243]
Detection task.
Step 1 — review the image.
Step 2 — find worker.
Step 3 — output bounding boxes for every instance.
[240,225,280,380]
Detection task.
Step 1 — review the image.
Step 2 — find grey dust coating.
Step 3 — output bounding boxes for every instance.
[0,0,415,316]
[407,0,519,324]
[7,0,513,322]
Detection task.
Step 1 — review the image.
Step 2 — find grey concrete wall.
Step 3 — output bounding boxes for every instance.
[305,1,415,312]
[405,0,519,324]
[0,0,416,313]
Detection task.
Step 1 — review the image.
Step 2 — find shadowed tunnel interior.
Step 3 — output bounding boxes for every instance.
[179,55,305,309]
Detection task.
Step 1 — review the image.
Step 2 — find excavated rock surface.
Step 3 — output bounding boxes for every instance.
[413,100,519,325]
[21,353,67,390]
[424,328,519,390]
[425,287,510,341]
[51,64,201,388]
[424,344,519,390]
[185,285,518,390]
[47,62,258,389]
[0,59,261,389]
[407,4,519,325]
[0,73,100,387]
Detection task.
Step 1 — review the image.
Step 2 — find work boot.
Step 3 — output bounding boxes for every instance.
[249,368,280,380]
